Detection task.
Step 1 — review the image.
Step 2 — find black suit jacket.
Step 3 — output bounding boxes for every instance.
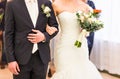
[5,0,58,65]
[87,0,95,9]
[0,0,6,30]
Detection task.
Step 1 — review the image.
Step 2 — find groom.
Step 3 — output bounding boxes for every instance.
[5,0,58,79]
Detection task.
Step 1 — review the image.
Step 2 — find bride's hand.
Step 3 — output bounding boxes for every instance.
[81,29,90,37]
[85,32,90,37]
[46,25,58,35]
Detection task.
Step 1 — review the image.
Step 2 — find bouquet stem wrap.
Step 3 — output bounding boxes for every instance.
[74,29,88,47]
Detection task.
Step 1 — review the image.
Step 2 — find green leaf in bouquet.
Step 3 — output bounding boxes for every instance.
[74,40,82,48]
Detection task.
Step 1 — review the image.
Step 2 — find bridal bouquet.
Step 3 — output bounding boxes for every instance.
[74,9,104,48]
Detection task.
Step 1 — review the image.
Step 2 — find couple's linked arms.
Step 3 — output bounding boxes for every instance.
[27,1,58,43]
[27,26,58,44]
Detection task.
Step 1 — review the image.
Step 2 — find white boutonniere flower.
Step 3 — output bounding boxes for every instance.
[41,4,51,18]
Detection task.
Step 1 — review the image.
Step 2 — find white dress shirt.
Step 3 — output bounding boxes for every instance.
[25,0,38,53]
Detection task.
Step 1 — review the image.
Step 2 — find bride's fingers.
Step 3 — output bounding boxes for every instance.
[48,31,53,35]
[46,26,57,31]
[46,29,53,35]
[49,27,57,33]
[46,29,52,35]
[46,25,51,31]
[46,28,52,34]
[46,26,58,35]
[52,27,58,32]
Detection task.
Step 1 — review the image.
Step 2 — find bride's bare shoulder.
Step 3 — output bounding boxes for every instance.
[52,0,62,9]
[80,2,93,13]
[52,1,58,10]
[52,0,63,15]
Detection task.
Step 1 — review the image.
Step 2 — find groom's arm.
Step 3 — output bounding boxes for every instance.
[43,1,59,42]
[5,1,16,63]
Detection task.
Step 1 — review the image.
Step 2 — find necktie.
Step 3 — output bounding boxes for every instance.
[28,0,35,3]
[32,43,38,53]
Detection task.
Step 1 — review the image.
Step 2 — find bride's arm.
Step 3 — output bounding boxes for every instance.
[46,25,58,35]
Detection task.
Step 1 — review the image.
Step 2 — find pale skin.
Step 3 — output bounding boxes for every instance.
[52,0,90,15]
[8,61,20,75]
[81,0,87,3]
[46,25,58,35]
[27,29,46,43]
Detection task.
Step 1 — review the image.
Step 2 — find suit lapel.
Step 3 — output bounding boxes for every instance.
[20,0,45,28]
[36,0,46,28]
[19,0,34,28]
[36,0,41,28]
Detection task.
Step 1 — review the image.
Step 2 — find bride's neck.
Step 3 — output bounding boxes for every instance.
[62,0,78,3]
[61,0,83,5]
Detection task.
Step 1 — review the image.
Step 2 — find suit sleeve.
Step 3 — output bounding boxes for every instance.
[5,1,16,63]
[43,1,59,42]
[88,1,96,9]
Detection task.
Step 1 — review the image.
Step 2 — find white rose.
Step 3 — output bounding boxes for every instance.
[80,16,85,22]
[84,13,89,18]
[96,20,103,24]
[92,17,97,22]
[44,6,51,13]
[88,18,93,23]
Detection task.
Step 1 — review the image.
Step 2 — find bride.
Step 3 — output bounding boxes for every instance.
[46,0,103,79]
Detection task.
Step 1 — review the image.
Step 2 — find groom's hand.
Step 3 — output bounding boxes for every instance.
[27,29,46,43]
[8,61,20,75]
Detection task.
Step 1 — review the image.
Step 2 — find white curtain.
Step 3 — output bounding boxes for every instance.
[90,0,120,75]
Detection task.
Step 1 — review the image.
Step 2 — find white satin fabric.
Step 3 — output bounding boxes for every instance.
[51,11,103,79]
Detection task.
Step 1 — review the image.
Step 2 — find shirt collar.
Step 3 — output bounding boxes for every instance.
[25,0,37,3]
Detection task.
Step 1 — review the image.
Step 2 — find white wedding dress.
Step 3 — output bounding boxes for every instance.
[51,11,103,79]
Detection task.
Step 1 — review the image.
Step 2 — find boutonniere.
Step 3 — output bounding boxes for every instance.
[0,8,4,23]
[41,4,51,18]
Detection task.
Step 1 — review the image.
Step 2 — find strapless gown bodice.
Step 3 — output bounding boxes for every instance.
[51,11,103,79]
[57,11,82,45]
